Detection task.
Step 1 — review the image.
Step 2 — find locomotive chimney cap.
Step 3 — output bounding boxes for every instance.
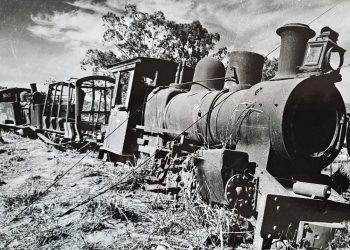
[276,23,315,38]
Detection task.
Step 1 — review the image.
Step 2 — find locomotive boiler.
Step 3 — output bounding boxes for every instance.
[102,23,350,249]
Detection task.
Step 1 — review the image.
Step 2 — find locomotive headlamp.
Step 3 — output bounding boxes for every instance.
[326,46,343,70]
[300,26,345,73]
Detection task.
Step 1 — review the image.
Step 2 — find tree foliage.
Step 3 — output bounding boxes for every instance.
[211,47,228,61]
[81,4,221,73]
[262,57,278,81]
[211,50,278,81]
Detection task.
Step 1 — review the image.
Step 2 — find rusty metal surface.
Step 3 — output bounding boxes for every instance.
[163,89,251,146]
[30,104,43,129]
[297,221,345,249]
[0,102,23,125]
[39,76,115,144]
[238,76,345,172]
[195,149,251,205]
[163,73,345,174]
[74,76,115,143]
[259,195,350,248]
[190,57,225,92]
[0,88,30,102]
[163,90,215,143]
[225,51,264,87]
[293,181,331,199]
[275,23,315,79]
[300,26,346,75]
[103,57,193,158]
[143,87,185,132]
[101,108,130,154]
[0,88,31,126]
[225,174,256,217]
[42,81,76,131]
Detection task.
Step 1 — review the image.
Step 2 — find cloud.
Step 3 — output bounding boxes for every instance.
[26,0,198,60]
[0,48,84,88]
[27,0,350,55]
[10,0,350,87]
[66,0,125,14]
[185,0,350,56]
[28,10,105,49]
[132,0,195,23]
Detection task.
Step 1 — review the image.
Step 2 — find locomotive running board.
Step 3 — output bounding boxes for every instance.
[254,194,350,249]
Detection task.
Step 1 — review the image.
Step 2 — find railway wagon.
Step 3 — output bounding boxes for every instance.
[0,87,31,126]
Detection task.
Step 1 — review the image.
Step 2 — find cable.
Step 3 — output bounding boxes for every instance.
[57,91,235,217]
[0,75,233,228]
[175,76,236,91]
[265,3,339,57]
[205,90,228,144]
[306,3,339,26]
[177,82,213,91]
[0,89,158,228]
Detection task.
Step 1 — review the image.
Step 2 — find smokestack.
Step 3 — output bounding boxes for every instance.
[275,23,315,79]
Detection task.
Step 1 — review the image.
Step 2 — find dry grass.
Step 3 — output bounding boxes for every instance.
[2,132,349,249]
[0,132,253,250]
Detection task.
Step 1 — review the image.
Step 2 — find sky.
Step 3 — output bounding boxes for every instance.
[0,0,350,100]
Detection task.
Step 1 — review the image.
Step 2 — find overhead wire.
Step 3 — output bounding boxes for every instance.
[57,91,236,217]
[3,0,343,230]
[0,88,158,227]
[265,3,340,57]
[0,75,234,229]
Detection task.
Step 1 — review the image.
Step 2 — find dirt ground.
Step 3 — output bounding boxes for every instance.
[0,132,253,250]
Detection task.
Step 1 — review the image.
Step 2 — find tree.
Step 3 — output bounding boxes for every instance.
[211,46,228,61]
[211,50,278,81]
[262,57,278,81]
[81,4,220,73]
[82,49,119,73]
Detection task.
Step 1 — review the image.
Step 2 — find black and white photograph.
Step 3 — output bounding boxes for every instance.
[1,0,350,249]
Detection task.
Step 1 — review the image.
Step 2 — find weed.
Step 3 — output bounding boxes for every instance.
[3,190,44,209]
[81,242,104,250]
[9,155,25,162]
[86,200,141,222]
[36,226,70,247]
[329,225,350,249]
[80,218,109,233]
[84,171,105,178]
[31,175,42,180]
[60,201,71,207]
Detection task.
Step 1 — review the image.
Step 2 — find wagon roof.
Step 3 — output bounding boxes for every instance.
[0,87,30,94]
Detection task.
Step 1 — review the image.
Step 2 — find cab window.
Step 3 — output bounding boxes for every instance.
[115,70,134,106]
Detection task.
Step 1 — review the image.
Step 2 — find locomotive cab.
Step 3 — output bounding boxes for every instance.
[100,57,194,161]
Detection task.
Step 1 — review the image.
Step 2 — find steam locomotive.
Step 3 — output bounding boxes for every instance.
[100,23,350,249]
[1,22,350,249]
